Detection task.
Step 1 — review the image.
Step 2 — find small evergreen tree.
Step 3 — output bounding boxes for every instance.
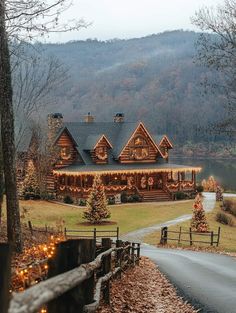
[191,194,209,232]
[83,175,110,224]
[22,160,40,199]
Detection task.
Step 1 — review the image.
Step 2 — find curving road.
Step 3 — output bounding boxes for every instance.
[141,244,236,313]
[122,192,236,313]
[122,192,216,242]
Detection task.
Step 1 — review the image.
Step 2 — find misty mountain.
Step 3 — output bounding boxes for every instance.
[37,30,226,143]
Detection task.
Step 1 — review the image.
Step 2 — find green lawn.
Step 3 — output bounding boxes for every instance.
[2,199,193,235]
[144,201,236,252]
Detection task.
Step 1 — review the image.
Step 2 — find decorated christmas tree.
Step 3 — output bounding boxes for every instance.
[83,175,110,224]
[22,160,40,198]
[191,194,209,232]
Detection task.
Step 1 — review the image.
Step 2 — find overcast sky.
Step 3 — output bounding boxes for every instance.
[48,0,224,42]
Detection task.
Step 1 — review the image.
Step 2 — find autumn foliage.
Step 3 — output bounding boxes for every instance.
[201,176,218,192]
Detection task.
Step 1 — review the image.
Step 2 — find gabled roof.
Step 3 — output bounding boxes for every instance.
[118,122,164,158]
[54,121,170,165]
[54,127,78,147]
[153,134,173,149]
[84,134,113,150]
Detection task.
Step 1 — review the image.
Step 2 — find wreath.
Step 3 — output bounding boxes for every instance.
[148,177,154,186]
[141,176,147,189]
[97,152,107,160]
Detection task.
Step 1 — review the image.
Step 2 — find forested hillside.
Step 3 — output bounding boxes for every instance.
[38,30,227,144]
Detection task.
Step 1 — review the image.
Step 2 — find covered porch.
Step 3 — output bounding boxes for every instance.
[53,163,201,202]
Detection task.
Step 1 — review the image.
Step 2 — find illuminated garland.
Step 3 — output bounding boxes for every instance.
[58,185,134,193]
[167,181,194,189]
[11,235,63,292]
[53,166,201,177]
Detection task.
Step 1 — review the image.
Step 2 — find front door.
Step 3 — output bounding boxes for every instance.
[156,173,163,190]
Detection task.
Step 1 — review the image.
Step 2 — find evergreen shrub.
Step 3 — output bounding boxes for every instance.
[63,195,74,204]
[216,212,234,226]
[175,191,186,200]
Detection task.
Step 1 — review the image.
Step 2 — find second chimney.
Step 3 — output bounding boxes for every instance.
[114,113,124,123]
[84,112,95,123]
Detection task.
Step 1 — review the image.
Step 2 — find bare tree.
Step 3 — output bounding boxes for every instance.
[0,0,22,252]
[192,0,236,134]
[0,0,88,252]
[12,49,68,149]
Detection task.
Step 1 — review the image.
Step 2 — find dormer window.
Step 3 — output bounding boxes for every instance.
[96,146,108,161]
[130,136,150,160]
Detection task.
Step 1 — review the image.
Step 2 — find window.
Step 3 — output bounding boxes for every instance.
[129,136,149,160]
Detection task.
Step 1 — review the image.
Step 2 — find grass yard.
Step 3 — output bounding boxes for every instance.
[2,199,194,235]
[144,200,236,252]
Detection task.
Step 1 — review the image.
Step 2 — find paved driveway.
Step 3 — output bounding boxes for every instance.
[122,192,216,242]
[142,244,236,313]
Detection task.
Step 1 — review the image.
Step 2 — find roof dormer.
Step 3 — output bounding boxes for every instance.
[85,134,112,164]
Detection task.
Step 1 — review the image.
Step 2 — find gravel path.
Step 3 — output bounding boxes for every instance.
[122,192,216,242]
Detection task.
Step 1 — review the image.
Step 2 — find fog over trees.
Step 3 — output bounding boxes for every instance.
[38,30,228,144]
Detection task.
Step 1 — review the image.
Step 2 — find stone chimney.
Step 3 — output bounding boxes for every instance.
[47,113,63,144]
[84,112,95,123]
[114,113,124,123]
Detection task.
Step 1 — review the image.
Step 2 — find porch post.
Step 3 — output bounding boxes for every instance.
[193,171,196,189]
[177,172,180,191]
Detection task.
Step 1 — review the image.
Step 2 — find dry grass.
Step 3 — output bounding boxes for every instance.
[2,199,194,235]
[144,201,236,252]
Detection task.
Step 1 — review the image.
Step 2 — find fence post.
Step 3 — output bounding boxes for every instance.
[131,242,135,266]
[189,227,193,246]
[28,220,33,235]
[216,227,221,247]
[116,240,123,278]
[136,243,140,265]
[93,228,97,243]
[64,227,67,239]
[178,226,182,244]
[160,227,168,245]
[78,239,96,309]
[101,238,112,304]
[117,227,119,241]
[0,243,12,313]
[47,239,95,313]
[210,231,214,246]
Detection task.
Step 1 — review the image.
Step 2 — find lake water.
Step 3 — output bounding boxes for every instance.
[170,157,236,191]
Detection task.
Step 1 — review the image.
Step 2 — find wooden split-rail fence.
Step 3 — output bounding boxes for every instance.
[27,221,120,244]
[160,226,221,246]
[1,238,140,313]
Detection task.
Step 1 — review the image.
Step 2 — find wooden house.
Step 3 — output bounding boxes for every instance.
[46,113,201,202]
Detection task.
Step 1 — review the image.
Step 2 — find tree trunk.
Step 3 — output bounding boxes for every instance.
[0,0,22,252]
[0,137,4,225]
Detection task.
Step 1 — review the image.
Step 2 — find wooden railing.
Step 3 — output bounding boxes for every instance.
[64,227,119,243]
[160,226,221,246]
[1,239,140,313]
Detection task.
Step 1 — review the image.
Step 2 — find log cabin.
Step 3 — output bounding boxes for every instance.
[45,112,201,202]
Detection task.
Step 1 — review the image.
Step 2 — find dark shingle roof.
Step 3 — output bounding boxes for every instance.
[54,121,175,166]
[60,122,139,163]
[84,134,105,150]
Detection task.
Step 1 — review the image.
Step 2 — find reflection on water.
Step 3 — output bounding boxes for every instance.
[170,157,236,191]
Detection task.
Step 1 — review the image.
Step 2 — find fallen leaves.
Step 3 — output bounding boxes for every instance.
[98,257,199,313]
